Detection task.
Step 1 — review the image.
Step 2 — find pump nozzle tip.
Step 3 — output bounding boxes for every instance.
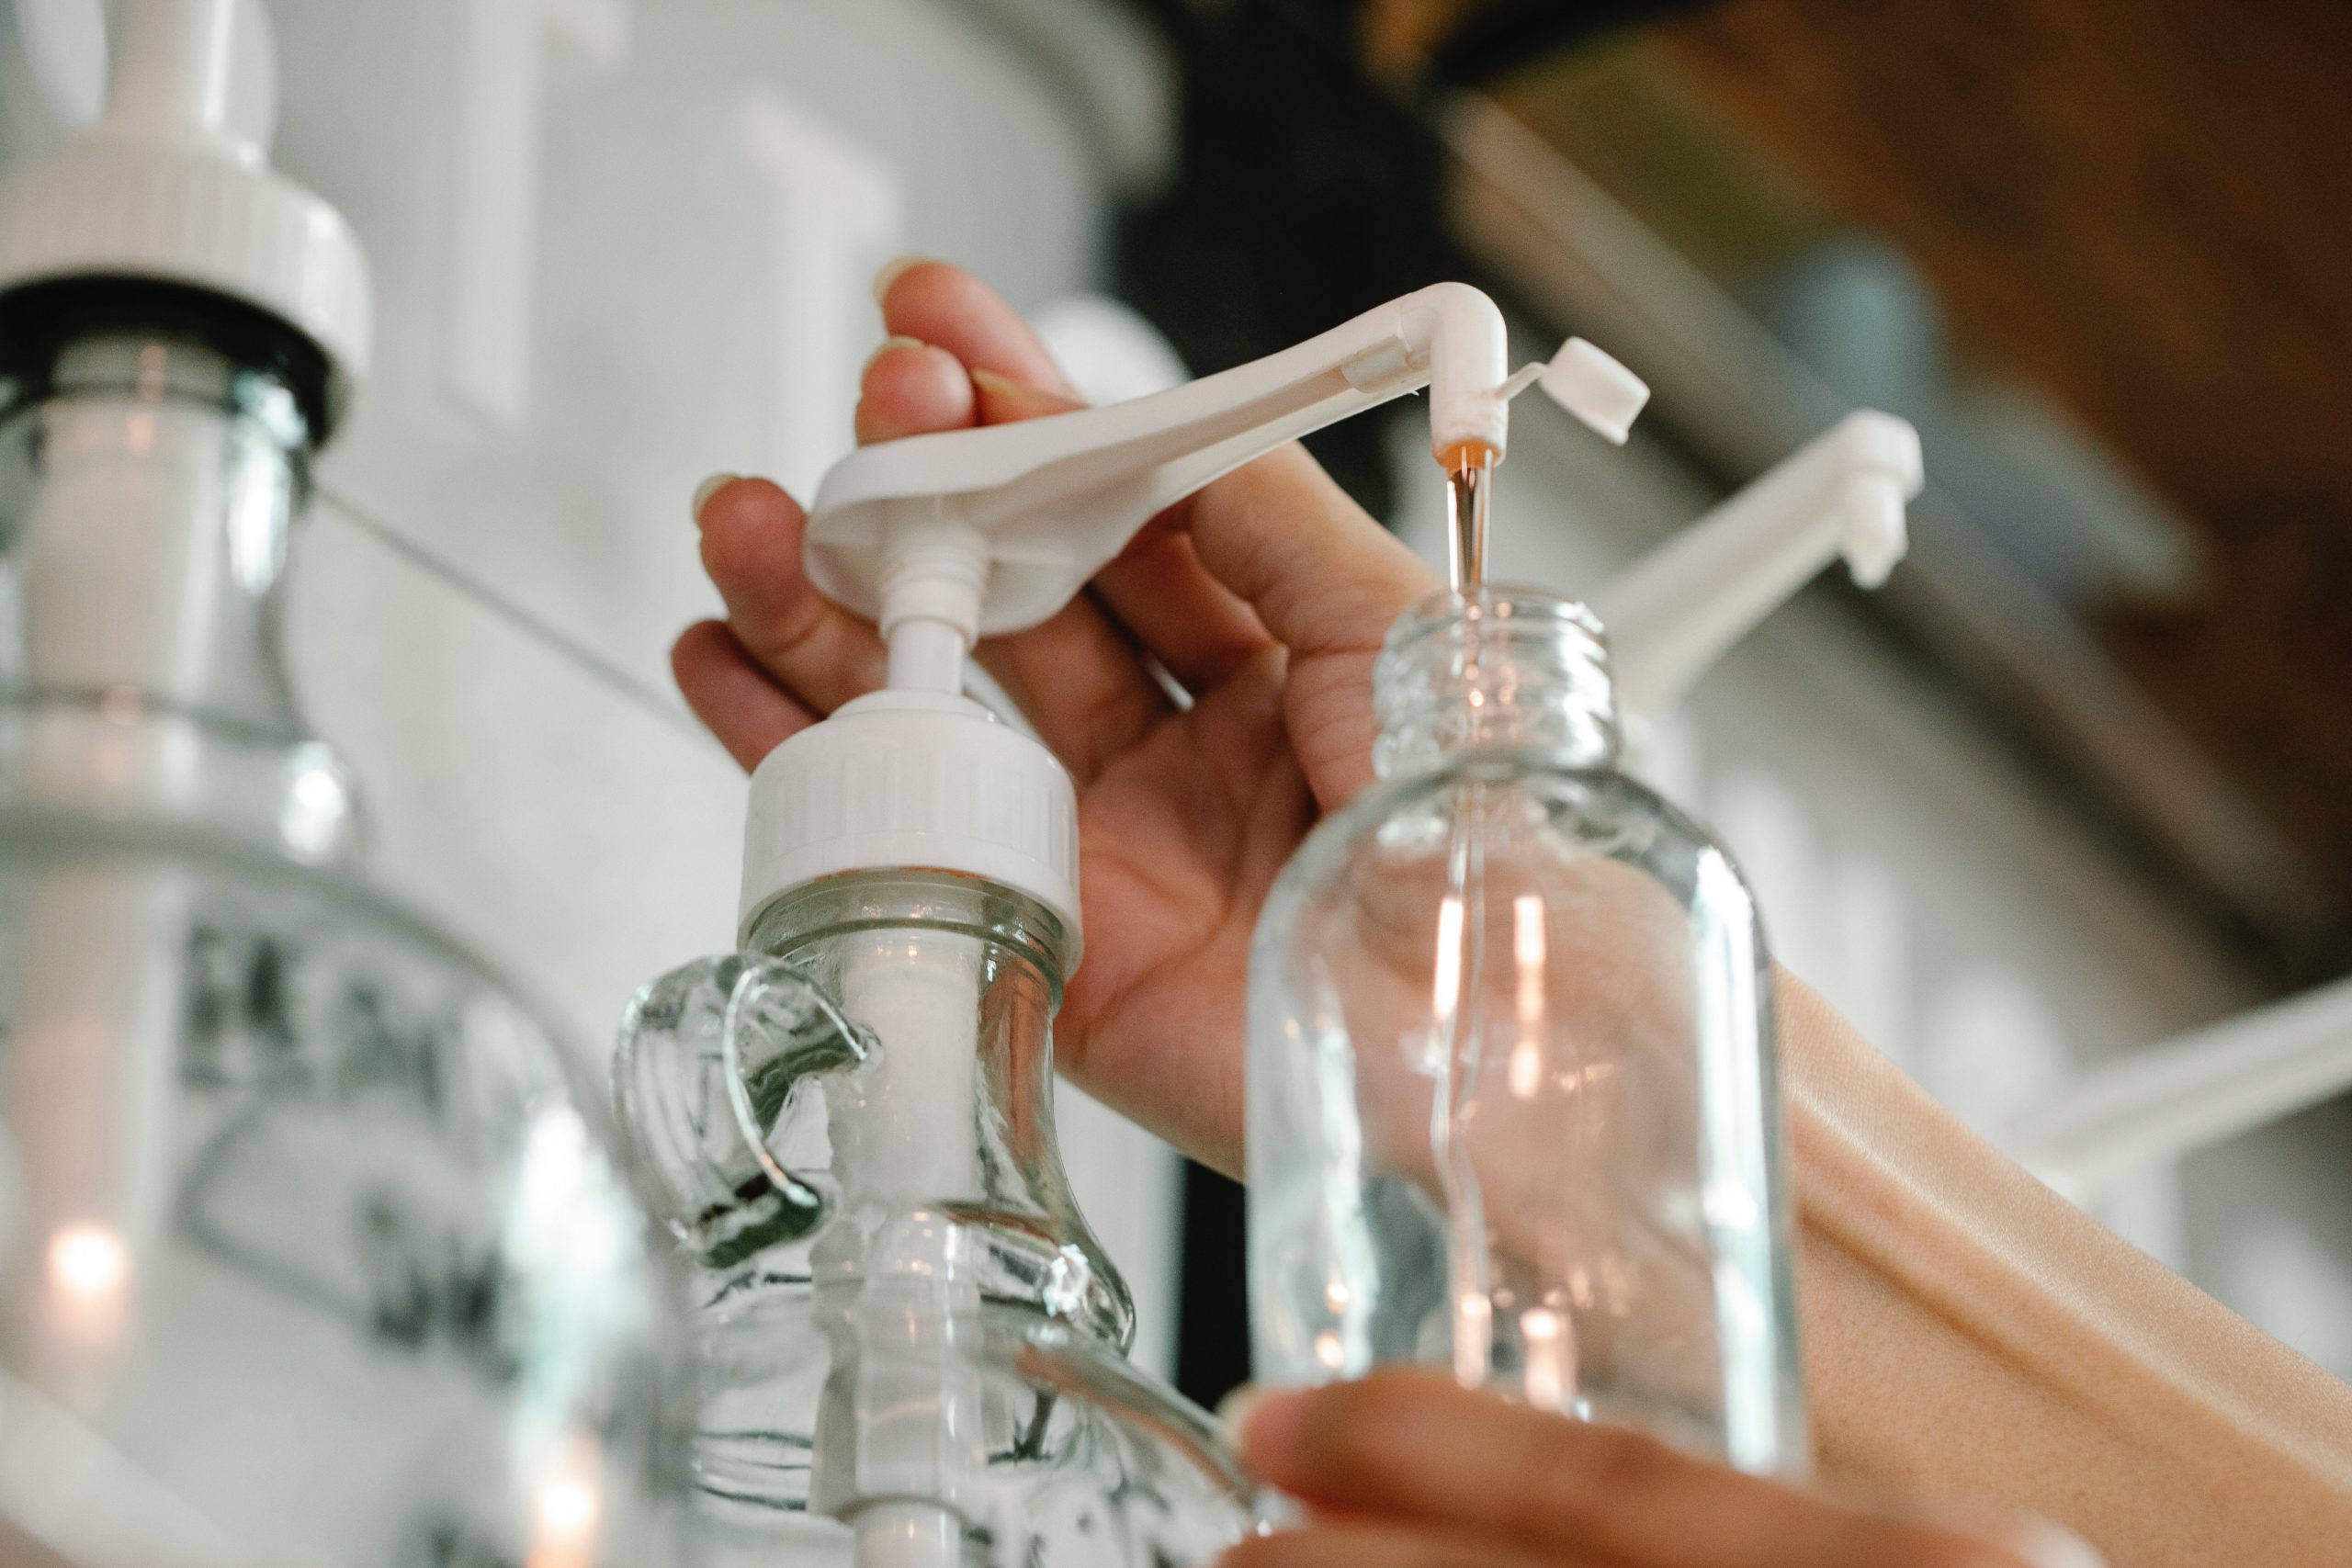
[1842,473,1910,589]
[1539,339,1649,446]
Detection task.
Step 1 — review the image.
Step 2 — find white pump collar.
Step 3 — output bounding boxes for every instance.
[0,0,371,397]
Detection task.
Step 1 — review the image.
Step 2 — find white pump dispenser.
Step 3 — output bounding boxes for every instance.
[740,285,1647,950]
[1594,411,1921,733]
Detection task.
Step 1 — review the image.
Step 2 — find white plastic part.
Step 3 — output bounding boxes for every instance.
[804,282,1519,647]
[829,939,988,1568]
[2007,973,2352,1201]
[854,1502,963,1568]
[1591,411,1924,730]
[739,689,1078,946]
[752,284,1579,950]
[0,0,371,393]
[1,0,109,159]
[1537,337,1650,446]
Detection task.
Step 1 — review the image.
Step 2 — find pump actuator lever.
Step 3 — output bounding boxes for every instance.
[1592,411,1924,733]
[804,284,1645,660]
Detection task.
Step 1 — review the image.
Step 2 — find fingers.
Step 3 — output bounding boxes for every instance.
[1230,1372,2071,1568]
[879,259,1418,694]
[671,620,814,770]
[972,602,1170,785]
[855,335,976,443]
[695,477,888,717]
[877,257,1431,702]
[878,259,1078,397]
[1182,444,1436,672]
[1170,446,1433,807]
[690,332,986,738]
[1091,513,1278,694]
[1220,1518,1589,1568]
[970,365,1082,423]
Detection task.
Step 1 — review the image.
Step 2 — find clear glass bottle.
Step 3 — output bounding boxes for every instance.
[616,870,1255,1566]
[1247,587,1805,1475]
[0,286,687,1565]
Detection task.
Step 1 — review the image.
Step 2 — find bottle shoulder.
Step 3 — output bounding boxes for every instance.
[1250,749,1763,983]
[1284,751,1736,887]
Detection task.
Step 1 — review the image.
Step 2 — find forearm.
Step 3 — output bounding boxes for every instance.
[1780,972,2352,1564]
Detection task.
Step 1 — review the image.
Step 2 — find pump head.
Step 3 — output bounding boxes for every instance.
[739,285,1641,953]
[802,286,1643,692]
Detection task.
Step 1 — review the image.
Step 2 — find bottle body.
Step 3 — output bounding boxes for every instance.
[1246,591,1805,1474]
[0,311,687,1565]
[616,872,1255,1567]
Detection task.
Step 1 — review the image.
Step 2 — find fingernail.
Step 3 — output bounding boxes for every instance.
[1214,1383,1261,1438]
[860,334,930,379]
[872,254,934,308]
[2004,1521,2106,1568]
[691,473,739,524]
[970,366,1083,412]
[1215,1382,1306,1461]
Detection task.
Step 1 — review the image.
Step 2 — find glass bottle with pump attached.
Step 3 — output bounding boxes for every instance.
[617,881,1254,1567]
[606,281,1588,1567]
[613,637,1255,1566]
[0,5,686,1562]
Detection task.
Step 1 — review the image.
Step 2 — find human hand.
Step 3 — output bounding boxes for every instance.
[674,259,1439,1174]
[1219,1371,2103,1568]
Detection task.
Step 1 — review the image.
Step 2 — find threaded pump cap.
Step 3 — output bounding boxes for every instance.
[738,690,1081,961]
[0,0,372,403]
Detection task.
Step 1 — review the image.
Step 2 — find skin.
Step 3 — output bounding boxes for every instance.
[1222,1371,2091,1568]
[675,261,2352,1566]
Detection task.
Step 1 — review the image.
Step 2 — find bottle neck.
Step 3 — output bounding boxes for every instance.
[1372,588,1622,778]
[743,871,1131,1347]
[0,315,359,861]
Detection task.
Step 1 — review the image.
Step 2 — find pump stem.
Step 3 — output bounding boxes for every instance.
[1446,445,1496,592]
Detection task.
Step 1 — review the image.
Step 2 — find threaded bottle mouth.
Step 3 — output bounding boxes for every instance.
[1372,588,1619,778]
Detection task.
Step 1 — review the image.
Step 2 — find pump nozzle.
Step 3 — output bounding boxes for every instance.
[1589,411,1925,732]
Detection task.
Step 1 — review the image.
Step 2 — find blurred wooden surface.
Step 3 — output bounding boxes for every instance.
[1658,0,2352,909]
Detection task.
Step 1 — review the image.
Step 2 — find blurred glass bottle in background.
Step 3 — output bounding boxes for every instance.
[0,4,688,1562]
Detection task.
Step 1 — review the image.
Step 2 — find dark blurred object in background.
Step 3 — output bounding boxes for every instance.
[1661,0,2352,962]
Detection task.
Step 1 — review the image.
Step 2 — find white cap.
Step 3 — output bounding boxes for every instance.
[739,690,1080,956]
[1539,338,1650,446]
[0,0,370,402]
